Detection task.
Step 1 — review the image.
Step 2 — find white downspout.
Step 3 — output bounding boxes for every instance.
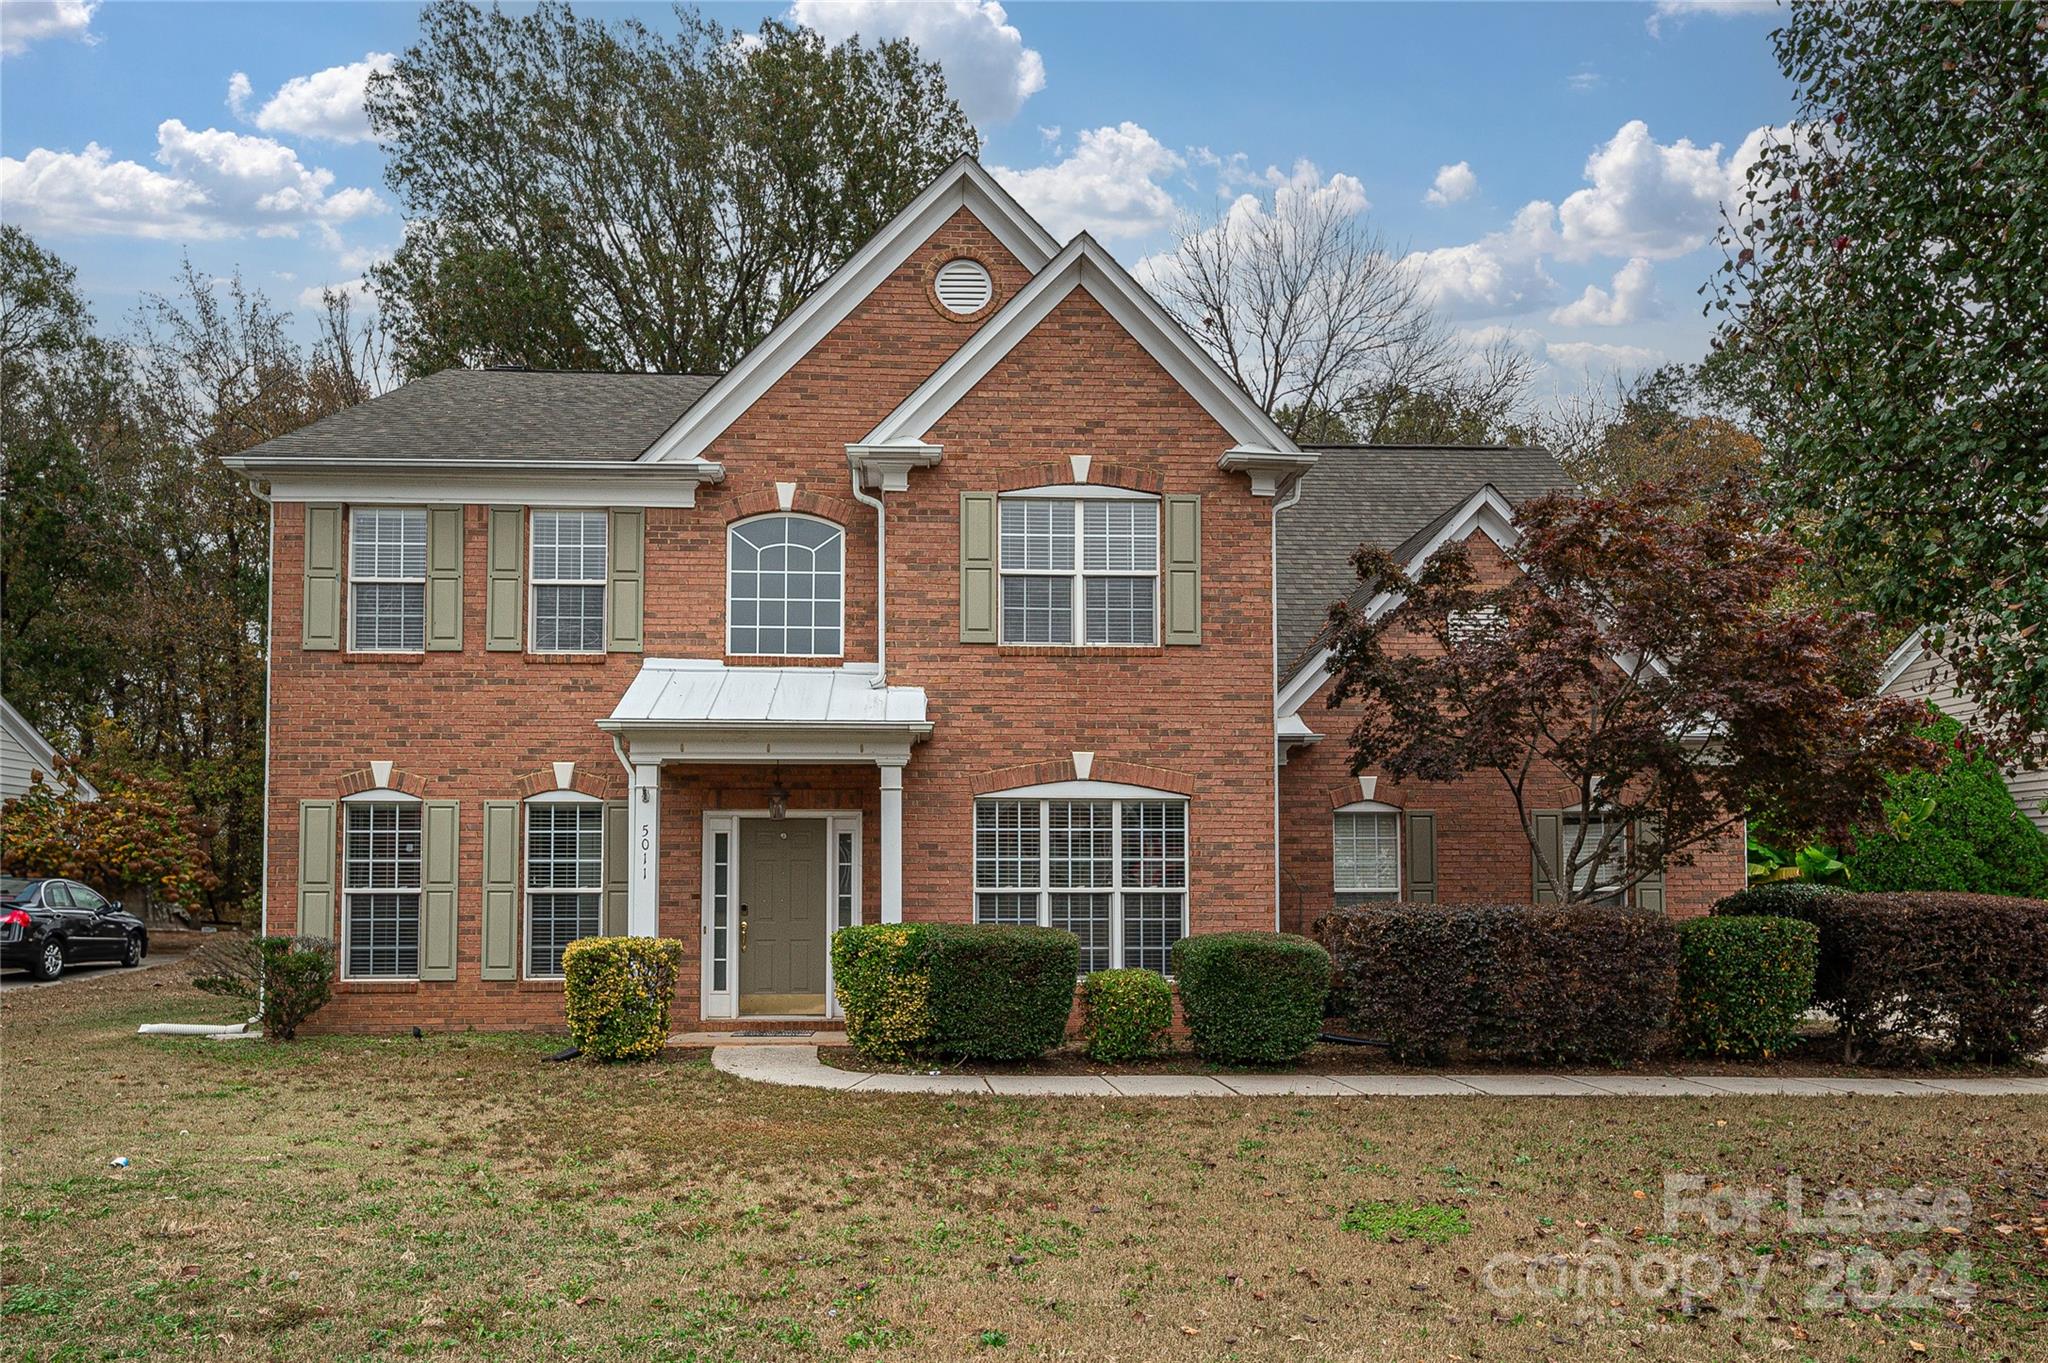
[1270,472,1308,932]
[847,451,887,687]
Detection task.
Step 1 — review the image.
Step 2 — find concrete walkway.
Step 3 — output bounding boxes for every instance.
[711,1044,2048,1098]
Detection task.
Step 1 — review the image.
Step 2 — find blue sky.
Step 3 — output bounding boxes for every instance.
[1,1,1790,395]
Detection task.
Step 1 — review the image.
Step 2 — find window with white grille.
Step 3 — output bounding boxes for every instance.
[999,496,1159,646]
[530,511,608,653]
[1334,810,1400,905]
[349,508,426,652]
[1566,814,1628,905]
[728,515,844,657]
[525,800,603,978]
[933,258,993,314]
[343,802,421,978]
[973,796,1187,973]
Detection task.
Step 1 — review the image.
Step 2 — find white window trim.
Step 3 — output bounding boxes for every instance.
[340,800,423,983]
[1333,808,1402,898]
[697,809,861,1021]
[523,798,605,981]
[725,512,847,660]
[340,788,421,805]
[971,793,1189,972]
[346,505,428,655]
[1563,811,1630,904]
[997,492,1161,648]
[528,508,609,656]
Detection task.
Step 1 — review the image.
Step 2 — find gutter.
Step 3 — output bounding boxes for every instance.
[221,455,727,482]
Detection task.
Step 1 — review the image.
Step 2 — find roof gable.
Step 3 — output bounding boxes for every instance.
[856,233,1300,458]
[641,157,1060,465]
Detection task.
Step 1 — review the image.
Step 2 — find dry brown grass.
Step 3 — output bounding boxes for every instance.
[3,957,2043,1362]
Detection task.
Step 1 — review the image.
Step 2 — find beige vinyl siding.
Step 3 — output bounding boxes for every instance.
[1883,646,2048,833]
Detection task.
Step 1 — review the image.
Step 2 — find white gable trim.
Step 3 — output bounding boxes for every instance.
[858,233,1302,460]
[1276,485,1521,719]
[1,696,96,801]
[640,158,1059,465]
[1876,627,1928,695]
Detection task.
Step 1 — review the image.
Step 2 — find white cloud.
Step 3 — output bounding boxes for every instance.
[788,0,1044,126]
[1546,339,1662,372]
[1424,161,1477,207]
[1,0,97,57]
[1647,1,1776,40]
[1550,256,1657,326]
[0,120,385,239]
[991,122,1184,243]
[296,276,375,310]
[1566,69,1602,94]
[229,53,395,144]
[1541,119,1764,261]
[1404,200,1560,317]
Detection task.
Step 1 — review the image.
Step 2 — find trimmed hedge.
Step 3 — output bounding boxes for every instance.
[1170,932,1330,1065]
[1079,969,1173,1063]
[1841,714,2048,897]
[1316,904,1677,1065]
[562,936,685,1062]
[1676,916,1819,1058]
[925,925,1079,1061]
[1823,892,2048,1061]
[1713,881,1852,1002]
[831,923,936,1062]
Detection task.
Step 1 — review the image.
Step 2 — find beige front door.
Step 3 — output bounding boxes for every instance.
[738,818,828,1016]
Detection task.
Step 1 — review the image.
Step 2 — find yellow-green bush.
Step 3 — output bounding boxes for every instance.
[562,936,684,1062]
[831,923,935,1062]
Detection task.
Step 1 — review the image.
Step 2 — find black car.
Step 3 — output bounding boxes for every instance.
[0,877,147,980]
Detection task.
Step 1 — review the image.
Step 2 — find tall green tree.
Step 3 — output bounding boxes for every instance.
[367,1,980,376]
[1708,1,2048,759]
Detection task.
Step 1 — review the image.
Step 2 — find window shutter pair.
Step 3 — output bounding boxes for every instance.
[1528,812,1666,911]
[480,797,630,983]
[293,798,457,980]
[1404,811,1437,904]
[484,507,642,653]
[957,491,1202,644]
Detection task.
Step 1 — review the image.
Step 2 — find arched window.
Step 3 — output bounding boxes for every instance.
[727,515,844,657]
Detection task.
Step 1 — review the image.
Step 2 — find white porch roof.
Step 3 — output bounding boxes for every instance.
[599,659,931,763]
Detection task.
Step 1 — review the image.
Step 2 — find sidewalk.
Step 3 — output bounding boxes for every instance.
[710,1044,2048,1098]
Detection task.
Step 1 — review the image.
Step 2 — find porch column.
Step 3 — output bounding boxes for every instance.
[878,757,906,923]
[628,761,661,937]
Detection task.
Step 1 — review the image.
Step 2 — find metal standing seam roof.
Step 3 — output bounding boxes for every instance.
[603,660,930,730]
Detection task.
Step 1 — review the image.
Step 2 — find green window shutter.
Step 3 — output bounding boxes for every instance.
[486,506,524,651]
[425,507,465,651]
[420,799,460,979]
[603,799,629,936]
[1163,493,1202,645]
[608,509,644,652]
[1532,811,1564,904]
[1405,811,1437,904]
[296,800,338,941]
[480,801,518,980]
[1633,820,1666,914]
[960,491,997,643]
[302,504,343,650]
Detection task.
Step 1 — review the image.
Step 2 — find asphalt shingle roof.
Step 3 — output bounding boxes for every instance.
[1276,444,1575,674]
[236,368,721,463]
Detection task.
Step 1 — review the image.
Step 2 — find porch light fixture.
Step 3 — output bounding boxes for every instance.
[766,771,789,821]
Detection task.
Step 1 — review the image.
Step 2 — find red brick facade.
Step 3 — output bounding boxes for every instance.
[259,191,1745,1035]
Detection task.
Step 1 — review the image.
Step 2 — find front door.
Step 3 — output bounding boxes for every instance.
[738,819,828,1016]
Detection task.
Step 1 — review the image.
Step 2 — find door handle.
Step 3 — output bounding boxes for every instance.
[739,904,749,952]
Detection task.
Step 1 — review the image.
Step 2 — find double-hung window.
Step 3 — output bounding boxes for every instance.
[1566,814,1628,905]
[343,802,421,978]
[1333,809,1400,905]
[525,799,603,978]
[973,796,1187,972]
[350,508,427,652]
[531,511,608,653]
[999,495,1159,646]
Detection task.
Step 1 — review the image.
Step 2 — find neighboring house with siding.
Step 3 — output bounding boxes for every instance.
[0,697,95,804]
[1878,629,2048,833]
[224,157,1745,1034]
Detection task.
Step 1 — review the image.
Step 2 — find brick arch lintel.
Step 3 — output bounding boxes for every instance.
[514,766,622,801]
[994,461,1166,496]
[971,756,1196,797]
[1326,782,1405,811]
[337,767,431,799]
[724,487,863,528]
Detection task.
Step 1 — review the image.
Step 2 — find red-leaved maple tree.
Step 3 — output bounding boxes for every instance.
[1323,480,1937,903]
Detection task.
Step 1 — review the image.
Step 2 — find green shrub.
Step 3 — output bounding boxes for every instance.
[831,923,937,1062]
[1823,892,2048,1061]
[1170,932,1330,1065]
[1676,916,1819,1058]
[1316,904,1677,1065]
[1840,713,2048,897]
[208,935,333,1041]
[1713,881,1852,1003]
[1079,969,1173,1063]
[562,936,684,1062]
[925,925,1079,1061]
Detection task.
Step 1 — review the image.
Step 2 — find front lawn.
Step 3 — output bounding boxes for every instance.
[4,958,2043,1361]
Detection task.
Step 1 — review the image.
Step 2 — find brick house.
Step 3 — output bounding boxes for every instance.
[227,158,1743,1033]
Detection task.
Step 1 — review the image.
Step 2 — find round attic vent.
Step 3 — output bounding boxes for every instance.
[933,257,994,315]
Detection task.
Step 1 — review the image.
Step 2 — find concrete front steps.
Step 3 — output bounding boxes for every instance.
[710,1045,2048,1098]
